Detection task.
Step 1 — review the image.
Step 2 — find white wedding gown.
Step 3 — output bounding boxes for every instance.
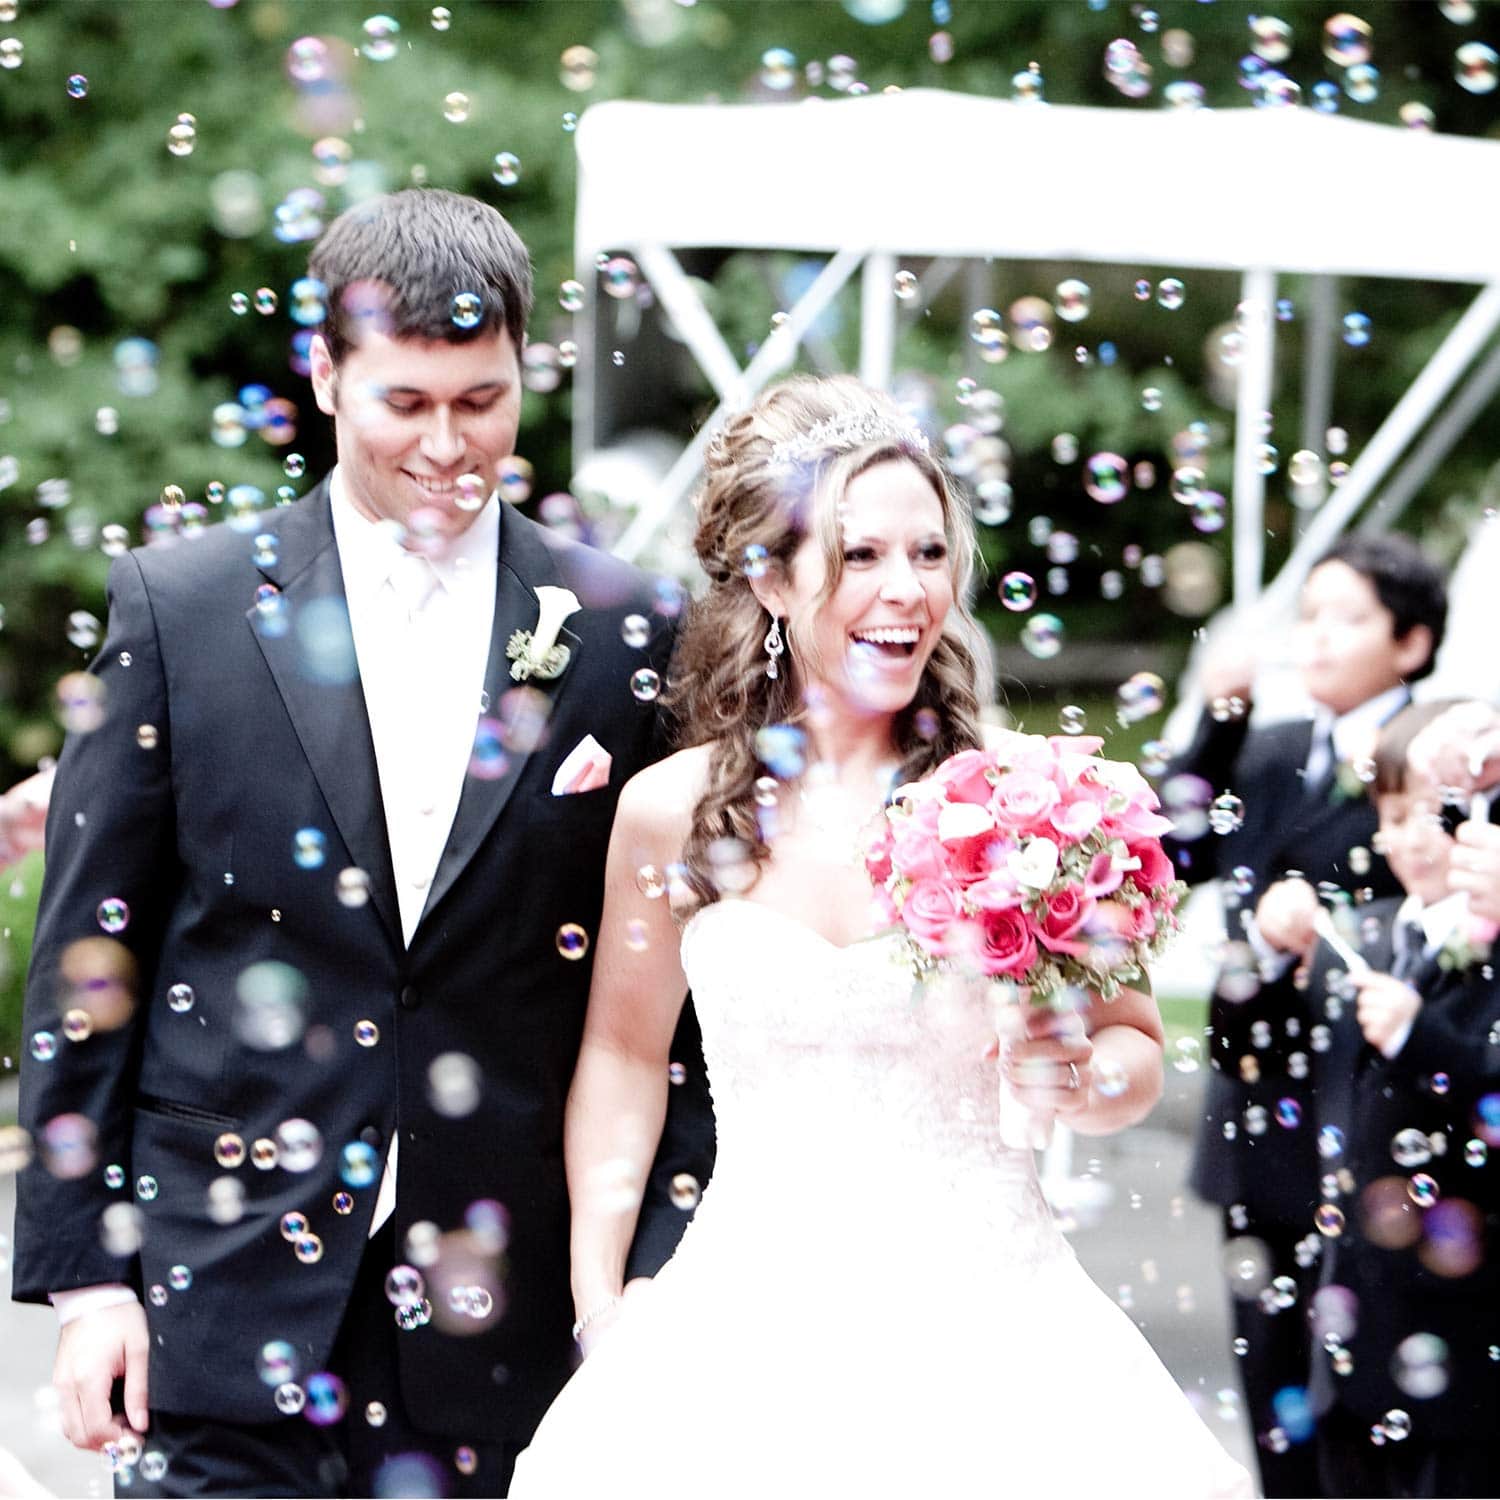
[511,900,1252,1498]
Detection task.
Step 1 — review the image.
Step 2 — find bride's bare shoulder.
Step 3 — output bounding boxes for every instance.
[614,743,715,847]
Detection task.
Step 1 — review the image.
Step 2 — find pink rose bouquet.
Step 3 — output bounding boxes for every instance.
[864,730,1187,1007]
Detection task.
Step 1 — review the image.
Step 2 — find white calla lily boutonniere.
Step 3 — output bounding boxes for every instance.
[507,585,581,682]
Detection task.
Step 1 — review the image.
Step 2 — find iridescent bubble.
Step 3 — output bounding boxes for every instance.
[636,864,666,900]
[1163,79,1205,109]
[1407,1172,1439,1207]
[1157,278,1186,311]
[0,36,21,68]
[166,116,196,157]
[1011,62,1045,102]
[431,6,452,29]
[1322,12,1373,66]
[1344,63,1380,103]
[361,14,401,61]
[1020,613,1064,660]
[1398,101,1436,131]
[305,1372,348,1426]
[385,1265,426,1307]
[1209,793,1245,835]
[560,43,598,91]
[1116,671,1165,725]
[257,1339,299,1387]
[286,35,329,83]
[1249,15,1292,63]
[275,1382,307,1415]
[630,668,661,702]
[562,111,578,133]
[492,152,520,187]
[234,961,308,1051]
[556,923,590,961]
[892,270,919,302]
[1191,492,1227,534]
[66,73,88,99]
[1342,311,1372,348]
[1276,1098,1302,1129]
[1170,467,1206,505]
[253,288,278,316]
[621,614,651,649]
[1054,278,1091,323]
[559,280,585,313]
[669,1173,701,1210]
[998,571,1037,612]
[757,46,798,91]
[1132,278,1152,301]
[970,307,1005,353]
[755,723,808,780]
[335,867,371,909]
[214,1133,245,1169]
[340,1140,380,1189]
[1140,386,1163,412]
[442,90,471,123]
[293,827,326,870]
[1083,452,1129,504]
[66,610,101,649]
[135,1174,159,1202]
[96,898,129,935]
[1059,705,1088,735]
[1455,40,1499,94]
[450,291,483,330]
[276,1118,323,1173]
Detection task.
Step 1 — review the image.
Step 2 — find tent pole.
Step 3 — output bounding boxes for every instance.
[1259,279,1500,619]
[1231,268,1278,609]
[1359,335,1500,533]
[860,250,898,391]
[633,242,747,402]
[1295,274,1338,537]
[615,248,867,561]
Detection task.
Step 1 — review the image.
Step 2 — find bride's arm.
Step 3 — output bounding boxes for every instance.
[565,763,692,1343]
[1003,981,1166,1137]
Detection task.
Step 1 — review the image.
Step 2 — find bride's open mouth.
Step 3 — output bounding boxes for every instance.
[849,626,921,661]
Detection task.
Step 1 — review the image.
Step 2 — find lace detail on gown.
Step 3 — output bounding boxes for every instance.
[512,899,1253,1499]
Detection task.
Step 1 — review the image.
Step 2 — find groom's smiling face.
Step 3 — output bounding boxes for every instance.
[309,326,522,540]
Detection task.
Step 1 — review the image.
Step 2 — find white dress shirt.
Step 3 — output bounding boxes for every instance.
[54,470,500,1325]
[1379,890,1469,1059]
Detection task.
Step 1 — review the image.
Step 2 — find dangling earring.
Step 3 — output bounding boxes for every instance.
[763,614,785,680]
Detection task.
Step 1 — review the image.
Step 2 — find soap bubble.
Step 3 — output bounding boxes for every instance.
[998,572,1037,612]
[1323,12,1373,66]
[361,15,401,62]
[1456,40,1499,94]
[1083,452,1129,504]
[1020,613,1064,660]
[492,152,520,187]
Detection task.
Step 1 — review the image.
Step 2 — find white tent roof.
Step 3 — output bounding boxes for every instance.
[576,90,1500,284]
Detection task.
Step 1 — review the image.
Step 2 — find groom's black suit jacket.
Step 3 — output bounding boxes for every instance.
[12,479,715,1445]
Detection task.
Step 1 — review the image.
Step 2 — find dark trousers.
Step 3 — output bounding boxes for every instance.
[1316,1403,1500,1498]
[1221,1210,1324,1499]
[117,1222,520,1498]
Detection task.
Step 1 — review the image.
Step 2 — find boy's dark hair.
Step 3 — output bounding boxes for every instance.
[1372,698,1471,796]
[1313,533,1448,682]
[308,189,533,365]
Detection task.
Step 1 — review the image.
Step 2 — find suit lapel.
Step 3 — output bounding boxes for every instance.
[418,507,582,929]
[246,481,403,952]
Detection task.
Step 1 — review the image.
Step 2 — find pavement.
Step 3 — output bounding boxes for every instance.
[0,1064,1257,1499]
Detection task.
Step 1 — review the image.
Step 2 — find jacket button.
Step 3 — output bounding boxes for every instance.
[399,984,421,1011]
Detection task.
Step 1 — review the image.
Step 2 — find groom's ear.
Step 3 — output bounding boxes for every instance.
[308,334,339,417]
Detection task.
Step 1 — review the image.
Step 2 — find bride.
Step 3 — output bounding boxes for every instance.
[511,376,1251,1497]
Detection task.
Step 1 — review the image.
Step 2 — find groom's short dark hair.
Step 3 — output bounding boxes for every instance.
[310,188,534,364]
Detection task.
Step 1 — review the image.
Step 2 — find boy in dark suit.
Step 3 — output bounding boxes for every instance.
[1255,699,1500,1498]
[1169,533,1447,1495]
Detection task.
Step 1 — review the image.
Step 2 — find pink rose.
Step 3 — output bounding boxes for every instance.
[864,830,894,886]
[901,878,964,956]
[1047,733,1105,758]
[989,770,1060,832]
[891,826,945,884]
[1127,839,1175,894]
[1036,883,1096,957]
[1049,799,1102,843]
[980,905,1038,978]
[967,871,1024,912]
[947,834,1007,886]
[933,749,998,806]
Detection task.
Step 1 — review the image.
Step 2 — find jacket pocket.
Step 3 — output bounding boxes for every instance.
[135,1094,244,1131]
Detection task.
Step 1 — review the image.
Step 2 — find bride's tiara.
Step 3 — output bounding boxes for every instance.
[767,412,931,470]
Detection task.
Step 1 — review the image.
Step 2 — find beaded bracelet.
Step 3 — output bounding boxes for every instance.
[571,1294,622,1342]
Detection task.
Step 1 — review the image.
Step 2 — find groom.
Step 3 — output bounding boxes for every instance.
[12,189,713,1496]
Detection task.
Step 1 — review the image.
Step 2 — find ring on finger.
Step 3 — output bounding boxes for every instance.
[1065,1061,1080,1090]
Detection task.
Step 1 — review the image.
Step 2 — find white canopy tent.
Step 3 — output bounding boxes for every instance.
[573,90,1500,629]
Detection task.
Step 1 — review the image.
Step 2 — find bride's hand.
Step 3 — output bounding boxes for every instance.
[998,1007,1093,1118]
[576,1277,653,1358]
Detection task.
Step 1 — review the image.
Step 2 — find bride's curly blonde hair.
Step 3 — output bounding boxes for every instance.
[664,374,989,907]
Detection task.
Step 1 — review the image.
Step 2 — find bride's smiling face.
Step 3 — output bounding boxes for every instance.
[764,458,955,719]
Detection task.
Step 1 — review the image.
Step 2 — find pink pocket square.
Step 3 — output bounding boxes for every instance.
[552,734,612,795]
